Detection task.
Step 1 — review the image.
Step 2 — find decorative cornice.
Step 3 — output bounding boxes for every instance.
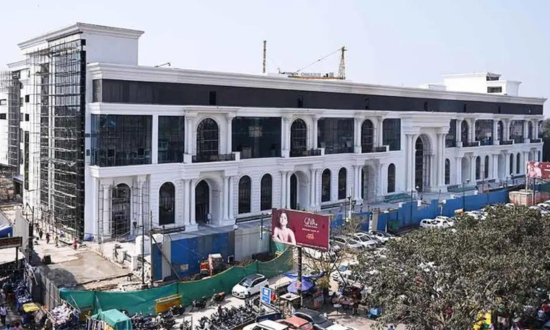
[88,63,546,106]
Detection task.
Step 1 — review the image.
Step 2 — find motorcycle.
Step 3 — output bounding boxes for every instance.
[210,292,226,305]
[159,310,176,329]
[190,296,208,311]
[170,304,186,315]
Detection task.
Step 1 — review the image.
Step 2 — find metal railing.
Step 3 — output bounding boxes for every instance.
[290,149,322,157]
[500,140,513,145]
[462,141,480,147]
[530,138,542,143]
[512,137,525,144]
[192,153,235,163]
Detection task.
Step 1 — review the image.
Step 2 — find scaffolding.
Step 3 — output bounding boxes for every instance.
[0,70,21,174]
[28,38,86,239]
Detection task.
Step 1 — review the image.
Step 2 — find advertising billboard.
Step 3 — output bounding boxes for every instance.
[271,209,330,251]
[526,161,550,179]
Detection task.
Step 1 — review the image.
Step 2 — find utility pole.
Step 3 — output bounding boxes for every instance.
[262,40,267,74]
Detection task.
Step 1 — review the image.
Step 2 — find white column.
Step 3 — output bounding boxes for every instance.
[533,120,539,139]
[493,121,499,144]
[184,116,193,154]
[455,157,462,184]
[190,179,196,225]
[436,133,446,188]
[228,176,234,219]
[309,169,316,208]
[492,154,499,180]
[102,184,111,237]
[223,176,229,220]
[377,118,384,147]
[503,120,510,141]
[152,114,159,164]
[137,180,144,231]
[313,169,319,206]
[280,171,287,208]
[456,120,463,144]
[469,155,476,182]
[469,119,476,144]
[227,115,234,154]
[354,118,362,153]
[405,134,416,192]
[353,165,361,200]
[523,152,529,173]
[312,116,319,149]
[524,121,530,140]
[182,180,189,225]
[376,162,383,199]
[286,172,292,209]
[281,117,290,157]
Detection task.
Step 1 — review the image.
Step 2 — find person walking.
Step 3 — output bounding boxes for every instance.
[54,235,59,248]
[0,304,7,325]
[45,232,50,244]
[73,237,78,250]
[38,229,43,240]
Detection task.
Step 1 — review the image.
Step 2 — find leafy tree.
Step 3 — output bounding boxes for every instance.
[541,118,550,139]
[357,205,550,329]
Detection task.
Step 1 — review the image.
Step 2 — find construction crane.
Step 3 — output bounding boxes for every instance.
[262,42,347,80]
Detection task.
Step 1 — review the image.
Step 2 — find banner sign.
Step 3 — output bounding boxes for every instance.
[526,161,550,179]
[0,236,22,249]
[271,209,330,251]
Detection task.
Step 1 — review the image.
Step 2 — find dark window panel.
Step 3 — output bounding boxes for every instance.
[387,164,396,193]
[197,118,219,158]
[99,79,543,115]
[112,184,131,237]
[238,176,252,214]
[318,118,354,154]
[510,120,524,143]
[290,119,307,157]
[361,119,374,152]
[260,174,272,211]
[232,117,281,159]
[475,120,494,146]
[338,168,347,200]
[158,116,185,163]
[159,182,175,225]
[446,120,456,147]
[321,169,331,202]
[90,114,152,167]
[444,159,450,185]
[383,119,401,151]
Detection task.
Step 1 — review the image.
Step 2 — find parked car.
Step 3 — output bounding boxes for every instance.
[277,317,314,330]
[330,263,357,281]
[232,274,269,298]
[293,309,334,330]
[368,230,395,243]
[244,320,289,330]
[432,217,453,228]
[420,219,436,229]
[350,233,379,249]
[465,211,486,220]
[332,236,363,251]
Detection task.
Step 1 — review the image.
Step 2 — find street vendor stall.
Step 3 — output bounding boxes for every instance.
[21,302,41,327]
[88,309,133,330]
[46,303,80,329]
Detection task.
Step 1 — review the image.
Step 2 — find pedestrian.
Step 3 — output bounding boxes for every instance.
[73,237,78,250]
[54,235,59,248]
[0,304,7,325]
[387,325,395,330]
[39,229,43,240]
[217,304,223,317]
[45,232,50,244]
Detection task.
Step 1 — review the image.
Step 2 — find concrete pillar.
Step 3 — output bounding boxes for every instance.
[281,117,290,157]
[503,120,511,141]
[137,179,144,232]
[190,179,196,225]
[493,121,499,144]
[455,157,462,185]
[102,184,111,237]
[228,177,234,219]
[286,172,292,209]
[354,118,362,153]
[377,118,384,147]
[523,152,529,173]
[312,116,319,149]
[533,120,539,139]
[470,155,476,182]
[223,176,229,220]
[436,133,446,188]
[280,171,287,208]
[309,169,315,209]
[524,121,530,140]
[152,114,159,164]
[182,179,189,225]
[376,162,384,199]
[456,120,463,144]
[226,115,234,154]
[184,116,193,154]
[469,119,476,144]
[492,154,499,180]
[405,134,416,191]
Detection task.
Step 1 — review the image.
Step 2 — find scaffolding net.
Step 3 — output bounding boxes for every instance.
[28,39,86,239]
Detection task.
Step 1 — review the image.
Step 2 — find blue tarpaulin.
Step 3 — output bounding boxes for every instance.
[0,224,12,238]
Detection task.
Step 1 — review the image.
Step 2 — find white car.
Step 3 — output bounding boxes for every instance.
[465,211,485,220]
[351,233,380,248]
[332,236,363,251]
[368,230,395,243]
[232,274,269,298]
[243,320,288,330]
[434,216,454,227]
[420,219,436,229]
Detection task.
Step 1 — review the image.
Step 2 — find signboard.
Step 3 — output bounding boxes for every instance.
[526,161,550,179]
[271,209,330,251]
[261,287,272,305]
[0,236,22,249]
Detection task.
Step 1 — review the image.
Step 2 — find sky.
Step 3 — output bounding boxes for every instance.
[0,0,549,113]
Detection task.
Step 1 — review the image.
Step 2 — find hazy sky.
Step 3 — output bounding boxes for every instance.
[1,0,548,112]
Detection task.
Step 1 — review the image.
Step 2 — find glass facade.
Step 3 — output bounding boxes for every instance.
[461,121,469,144]
[475,120,494,146]
[196,118,219,159]
[509,154,514,175]
[260,174,272,211]
[238,176,251,214]
[497,121,504,141]
[475,157,481,180]
[290,119,307,157]
[321,169,331,202]
[159,182,175,225]
[445,159,450,185]
[361,120,374,153]
[158,116,185,163]
[516,153,521,174]
[382,119,401,151]
[484,155,489,179]
[318,118,354,154]
[387,164,396,193]
[338,168,347,200]
[510,120,524,143]
[528,122,533,139]
[112,184,131,238]
[446,120,456,148]
[232,117,281,159]
[91,115,152,167]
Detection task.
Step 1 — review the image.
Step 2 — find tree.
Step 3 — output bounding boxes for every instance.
[357,205,550,329]
[541,118,550,139]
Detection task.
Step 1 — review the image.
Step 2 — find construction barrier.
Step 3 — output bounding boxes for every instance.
[60,247,293,315]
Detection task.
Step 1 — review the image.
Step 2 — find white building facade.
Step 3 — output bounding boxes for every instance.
[0,23,545,241]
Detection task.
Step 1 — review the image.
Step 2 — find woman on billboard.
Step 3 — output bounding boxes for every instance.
[272,211,296,245]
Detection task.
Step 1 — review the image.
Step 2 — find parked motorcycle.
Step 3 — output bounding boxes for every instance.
[190,296,208,311]
[210,292,226,305]
[170,304,186,315]
[159,310,176,329]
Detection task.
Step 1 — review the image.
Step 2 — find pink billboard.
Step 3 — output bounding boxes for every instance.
[271,208,330,251]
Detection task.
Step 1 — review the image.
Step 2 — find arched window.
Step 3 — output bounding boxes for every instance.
[461,121,469,143]
[516,153,521,174]
[475,157,481,180]
[196,118,219,160]
[510,154,514,176]
[388,164,396,193]
[338,168,347,200]
[497,121,504,141]
[361,120,374,153]
[159,182,175,225]
[112,184,131,238]
[321,169,331,202]
[238,176,251,214]
[484,155,489,179]
[290,119,307,157]
[260,174,272,211]
[444,159,450,185]
[528,121,534,139]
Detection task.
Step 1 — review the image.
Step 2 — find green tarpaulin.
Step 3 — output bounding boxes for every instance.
[92,309,132,330]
